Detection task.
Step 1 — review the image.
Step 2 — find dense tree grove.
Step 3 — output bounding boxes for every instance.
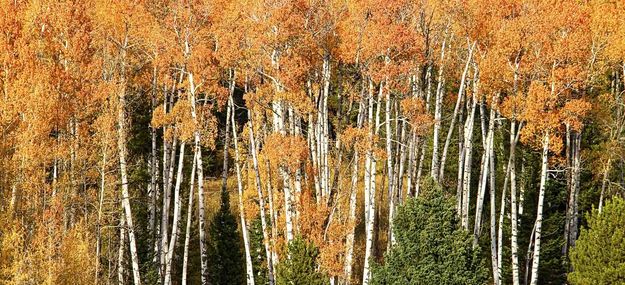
[0,0,624,284]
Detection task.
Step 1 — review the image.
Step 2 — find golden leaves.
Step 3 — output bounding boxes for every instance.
[561,99,592,132]
[401,97,433,135]
[197,103,219,150]
[262,133,309,172]
[152,100,217,147]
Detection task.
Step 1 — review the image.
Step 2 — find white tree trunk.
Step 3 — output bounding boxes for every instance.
[456,103,465,217]
[362,80,378,285]
[430,36,448,180]
[461,94,477,230]
[474,103,495,247]
[188,73,208,284]
[117,81,142,285]
[509,120,521,285]
[161,138,176,281]
[164,143,185,285]
[488,111,498,285]
[439,42,475,181]
[149,68,158,261]
[182,153,196,285]
[384,81,396,246]
[230,97,256,285]
[598,158,611,213]
[118,214,126,285]
[344,99,364,284]
[530,133,550,285]
[249,112,276,285]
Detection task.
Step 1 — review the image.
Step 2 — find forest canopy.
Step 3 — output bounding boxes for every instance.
[1,0,625,284]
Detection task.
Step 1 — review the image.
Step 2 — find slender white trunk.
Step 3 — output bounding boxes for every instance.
[473,138,490,244]
[344,100,364,284]
[117,80,141,285]
[149,68,158,260]
[321,55,331,200]
[384,81,396,246]
[362,80,378,285]
[488,111,498,285]
[308,112,321,203]
[181,153,196,285]
[497,159,506,285]
[530,133,550,285]
[509,120,521,285]
[118,214,126,285]
[249,112,275,285]
[439,42,475,181]
[161,138,176,281]
[396,119,407,204]
[164,143,185,285]
[430,36,448,180]
[456,103,465,217]
[229,97,256,285]
[598,158,611,213]
[474,103,495,246]
[461,95,477,230]
[414,140,426,196]
[415,65,432,195]
[188,73,208,284]
[519,157,526,228]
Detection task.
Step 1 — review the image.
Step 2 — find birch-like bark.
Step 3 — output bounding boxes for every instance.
[308,112,321,203]
[362,80,378,285]
[430,35,448,180]
[160,138,177,280]
[456,103,465,217]
[384,81,396,246]
[228,97,255,285]
[509,120,521,285]
[439,41,475,181]
[149,66,158,260]
[415,65,432,194]
[488,111,498,285]
[249,112,275,285]
[474,102,495,246]
[598,158,611,213]
[530,133,550,285]
[164,143,185,285]
[461,90,477,230]
[181,153,196,285]
[396,118,407,204]
[320,55,331,200]
[473,131,490,244]
[118,214,126,285]
[496,153,506,285]
[188,73,208,284]
[117,62,141,285]
[406,132,415,197]
[344,99,364,284]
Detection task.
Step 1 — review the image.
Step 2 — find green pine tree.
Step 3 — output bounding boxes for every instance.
[569,197,625,285]
[207,189,245,285]
[250,216,269,285]
[276,236,327,285]
[372,178,488,285]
